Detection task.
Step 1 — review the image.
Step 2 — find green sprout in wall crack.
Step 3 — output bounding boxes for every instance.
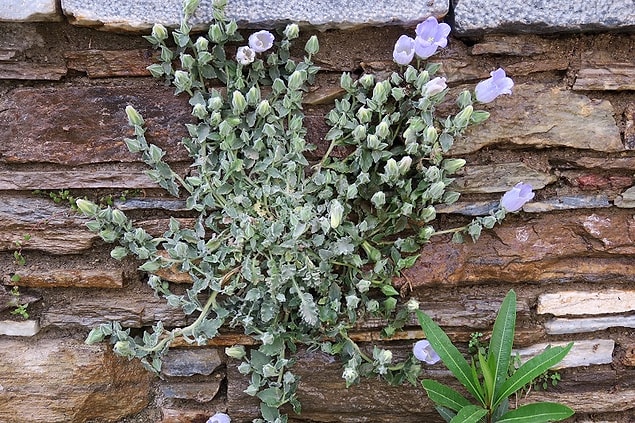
[417,289,573,423]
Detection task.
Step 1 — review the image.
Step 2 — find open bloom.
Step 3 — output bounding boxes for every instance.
[413,339,441,364]
[393,35,416,65]
[248,30,275,53]
[500,182,534,212]
[475,68,514,103]
[422,76,447,96]
[236,46,255,65]
[206,413,231,423]
[414,16,451,59]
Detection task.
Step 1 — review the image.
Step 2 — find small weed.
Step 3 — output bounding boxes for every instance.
[8,286,29,319]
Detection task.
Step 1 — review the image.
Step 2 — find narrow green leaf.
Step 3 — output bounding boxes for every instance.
[488,289,517,404]
[416,310,485,404]
[478,350,494,405]
[421,379,471,412]
[497,402,574,423]
[449,405,488,423]
[494,343,573,405]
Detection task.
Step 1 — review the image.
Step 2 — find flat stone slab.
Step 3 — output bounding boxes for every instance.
[545,315,635,335]
[513,339,615,369]
[61,0,449,31]
[537,290,635,316]
[0,0,61,22]
[453,0,635,35]
[0,320,40,337]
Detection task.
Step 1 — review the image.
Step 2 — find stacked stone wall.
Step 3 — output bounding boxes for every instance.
[1,1,634,422]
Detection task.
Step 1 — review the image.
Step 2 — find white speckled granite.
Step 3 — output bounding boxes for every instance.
[453,0,635,35]
[61,0,449,31]
[0,0,60,22]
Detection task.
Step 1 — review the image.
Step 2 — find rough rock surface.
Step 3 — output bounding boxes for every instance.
[0,338,152,422]
[453,0,635,35]
[61,0,449,31]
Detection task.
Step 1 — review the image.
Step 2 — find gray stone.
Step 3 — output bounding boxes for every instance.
[0,0,60,22]
[62,0,449,31]
[0,320,40,337]
[614,186,635,208]
[545,315,635,335]
[452,162,556,194]
[161,348,223,377]
[451,84,623,155]
[537,290,635,316]
[522,195,611,213]
[436,200,499,216]
[513,339,615,369]
[453,0,635,35]
[159,377,222,402]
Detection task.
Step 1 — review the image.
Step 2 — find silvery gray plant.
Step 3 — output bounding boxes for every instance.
[78,0,526,421]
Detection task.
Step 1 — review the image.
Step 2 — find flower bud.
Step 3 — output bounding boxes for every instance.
[419,225,435,241]
[225,345,246,359]
[371,191,386,208]
[225,19,238,36]
[406,298,420,312]
[210,111,222,126]
[283,23,300,40]
[358,74,375,90]
[375,121,390,139]
[329,199,344,229]
[420,205,436,222]
[208,96,223,111]
[352,125,367,141]
[113,340,134,357]
[356,279,371,293]
[397,156,412,174]
[356,107,372,123]
[245,86,261,106]
[304,35,319,55]
[366,134,381,149]
[174,70,192,92]
[428,181,445,200]
[181,54,195,70]
[111,209,127,226]
[442,158,466,174]
[255,99,271,117]
[454,105,474,128]
[194,36,209,52]
[423,125,438,143]
[151,24,168,42]
[288,69,307,91]
[208,24,224,43]
[372,80,390,104]
[192,103,208,120]
[125,105,144,127]
[231,90,247,115]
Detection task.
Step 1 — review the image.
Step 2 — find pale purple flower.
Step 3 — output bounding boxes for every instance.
[414,17,451,59]
[206,412,231,423]
[500,182,534,212]
[413,339,441,364]
[236,46,255,65]
[423,76,447,96]
[393,35,416,65]
[248,30,275,53]
[475,68,514,103]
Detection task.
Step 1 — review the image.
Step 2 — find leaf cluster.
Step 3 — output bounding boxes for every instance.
[417,290,574,422]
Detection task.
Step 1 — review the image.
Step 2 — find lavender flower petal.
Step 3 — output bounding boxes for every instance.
[393,35,416,65]
[475,68,514,103]
[248,30,275,53]
[206,413,231,423]
[413,339,441,364]
[500,182,534,212]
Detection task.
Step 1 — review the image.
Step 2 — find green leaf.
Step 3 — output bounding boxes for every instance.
[449,405,487,423]
[416,310,485,404]
[497,402,574,423]
[488,289,517,405]
[421,379,471,412]
[494,343,573,405]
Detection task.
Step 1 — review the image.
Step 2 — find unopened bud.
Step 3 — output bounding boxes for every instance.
[304,35,319,55]
[375,121,390,139]
[151,24,168,41]
[225,345,246,359]
[231,90,247,115]
[442,158,466,174]
[255,99,271,117]
[125,105,144,127]
[283,23,299,40]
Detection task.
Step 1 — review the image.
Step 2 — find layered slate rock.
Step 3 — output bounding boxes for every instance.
[0,0,60,22]
[400,210,635,286]
[0,86,191,165]
[451,84,623,155]
[453,0,635,35]
[0,338,152,422]
[61,0,449,31]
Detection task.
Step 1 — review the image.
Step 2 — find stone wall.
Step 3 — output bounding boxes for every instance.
[1,0,634,422]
